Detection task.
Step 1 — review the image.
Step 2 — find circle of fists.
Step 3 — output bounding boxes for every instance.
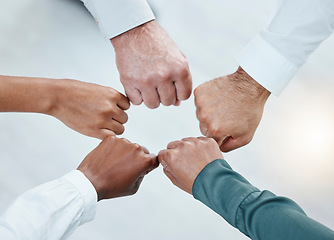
[72,23,271,200]
[74,66,271,200]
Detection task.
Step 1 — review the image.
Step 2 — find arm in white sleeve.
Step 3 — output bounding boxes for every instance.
[237,0,334,95]
[0,170,97,240]
[80,0,155,39]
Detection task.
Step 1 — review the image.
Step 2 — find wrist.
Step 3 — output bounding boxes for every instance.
[78,167,105,201]
[110,20,155,50]
[40,79,64,116]
[231,67,271,101]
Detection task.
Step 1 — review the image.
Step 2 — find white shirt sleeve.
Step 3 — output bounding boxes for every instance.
[237,0,334,95]
[80,0,155,39]
[0,170,97,240]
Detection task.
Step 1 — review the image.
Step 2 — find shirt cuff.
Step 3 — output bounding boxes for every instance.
[192,159,259,229]
[61,170,97,225]
[81,0,155,39]
[236,35,299,95]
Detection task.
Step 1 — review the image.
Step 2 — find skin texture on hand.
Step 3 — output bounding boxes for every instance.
[194,67,271,152]
[50,79,130,139]
[111,20,192,109]
[158,137,223,194]
[78,136,159,201]
[0,75,130,140]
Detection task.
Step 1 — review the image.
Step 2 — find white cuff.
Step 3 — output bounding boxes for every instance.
[82,0,155,39]
[61,170,97,225]
[237,35,299,95]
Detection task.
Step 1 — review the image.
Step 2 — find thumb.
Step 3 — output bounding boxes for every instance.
[219,135,251,152]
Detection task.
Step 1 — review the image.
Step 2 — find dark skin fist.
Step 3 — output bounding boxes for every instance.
[78,136,159,201]
[158,137,223,194]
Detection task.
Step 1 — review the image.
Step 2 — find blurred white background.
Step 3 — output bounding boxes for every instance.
[0,0,333,239]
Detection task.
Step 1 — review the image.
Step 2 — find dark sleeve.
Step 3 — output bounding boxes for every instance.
[192,159,334,240]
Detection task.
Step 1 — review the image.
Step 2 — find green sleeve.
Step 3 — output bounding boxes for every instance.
[192,159,334,240]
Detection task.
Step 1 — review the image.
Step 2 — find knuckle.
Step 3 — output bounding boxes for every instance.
[119,137,130,145]
[194,89,204,106]
[206,138,219,148]
[120,73,136,83]
[198,110,208,122]
[180,141,191,148]
[157,150,165,159]
[108,90,118,100]
[133,143,142,150]
[112,93,124,102]
[206,137,217,145]
[157,70,171,82]
[207,121,222,136]
[159,150,173,163]
[161,150,172,161]
[140,76,153,87]
[147,156,157,167]
[194,85,201,97]
[104,106,116,116]
[176,61,190,78]
[104,134,116,143]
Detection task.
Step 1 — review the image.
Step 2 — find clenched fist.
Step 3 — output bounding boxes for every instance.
[78,136,159,200]
[158,137,223,194]
[111,20,192,109]
[0,75,130,140]
[194,67,270,152]
[51,79,130,139]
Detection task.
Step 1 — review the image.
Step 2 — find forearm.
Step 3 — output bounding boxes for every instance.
[0,75,59,114]
[193,159,334,240]
[237,0,334,95]
[0,170,97,240]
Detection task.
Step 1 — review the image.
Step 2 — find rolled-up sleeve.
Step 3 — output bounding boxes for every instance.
[0,170,97,240]
[237,0,334,95]
[80,0,155,39]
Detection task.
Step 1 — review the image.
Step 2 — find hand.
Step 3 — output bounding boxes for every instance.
[0,76,130,139]
[78,136,159,201]
[50,79,130,139]
[158,137,223,194]
[111,20,192,109]
[194,67,270,152]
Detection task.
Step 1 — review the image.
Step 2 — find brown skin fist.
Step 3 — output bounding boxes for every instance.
[194,67,271,152]
[158,137,223,194]
[50,79,130,140]
[111,20,192,109]
[78,136,159,201]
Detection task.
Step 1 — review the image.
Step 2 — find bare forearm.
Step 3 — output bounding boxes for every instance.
[0,75,58,114]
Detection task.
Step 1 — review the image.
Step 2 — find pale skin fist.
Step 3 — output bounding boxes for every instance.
[158,137,223,194]
[50,79,130,140]
[111,20,192,109]
[78,136,159,201]
[194,67,271,152]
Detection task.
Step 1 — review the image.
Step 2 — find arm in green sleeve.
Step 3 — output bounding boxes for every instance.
[192,159,334,240]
